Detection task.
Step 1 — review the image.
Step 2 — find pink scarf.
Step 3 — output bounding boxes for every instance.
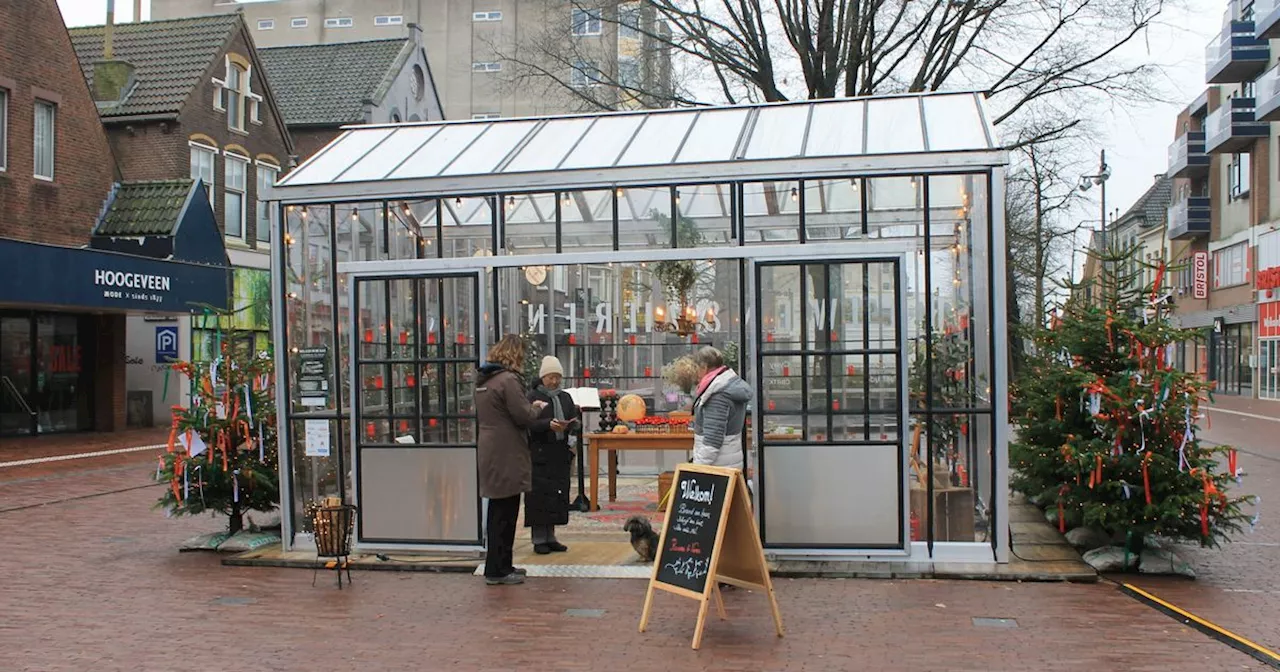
[694,366,726,399]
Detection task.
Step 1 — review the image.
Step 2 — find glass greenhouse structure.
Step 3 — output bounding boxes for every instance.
[269,91,1011,564]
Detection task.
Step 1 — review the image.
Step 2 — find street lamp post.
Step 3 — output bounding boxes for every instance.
[1079,150,1112,288]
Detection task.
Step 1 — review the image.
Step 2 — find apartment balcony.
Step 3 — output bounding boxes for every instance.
[1258,63,1280,121]
[1168,195,1212,240]
[1167,131,1209,178]
[1258,0,1280,38]
[1206,97,1268,153]
[1205,21,1269,84]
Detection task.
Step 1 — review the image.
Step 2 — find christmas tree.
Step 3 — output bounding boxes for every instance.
[155,316,279,535]
[1012,246,1249,552]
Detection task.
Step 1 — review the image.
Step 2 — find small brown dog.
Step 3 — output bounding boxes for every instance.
[623,515,659,563]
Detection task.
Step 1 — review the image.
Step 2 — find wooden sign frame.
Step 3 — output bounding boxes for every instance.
[638,463,785,649]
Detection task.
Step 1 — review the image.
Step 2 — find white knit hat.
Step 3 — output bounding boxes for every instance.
[539,356,565,379]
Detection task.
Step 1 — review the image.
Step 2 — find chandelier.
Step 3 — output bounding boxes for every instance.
[653,302,715,338]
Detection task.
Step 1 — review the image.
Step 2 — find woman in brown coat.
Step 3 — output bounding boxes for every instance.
[475,334,546,585]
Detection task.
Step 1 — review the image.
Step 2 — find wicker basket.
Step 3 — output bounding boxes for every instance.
[657,471,675,512]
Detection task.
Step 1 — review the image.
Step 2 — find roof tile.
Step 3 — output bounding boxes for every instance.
[258,39,410,126]
[95,180,195,236]
[69,15,240,119]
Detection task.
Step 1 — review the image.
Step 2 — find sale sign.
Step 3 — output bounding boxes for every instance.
[1193,252,1208,299]
[1261,301,1280,338]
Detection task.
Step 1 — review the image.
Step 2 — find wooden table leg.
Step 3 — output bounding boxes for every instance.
[608,449,618,502]
[589,440,600,512]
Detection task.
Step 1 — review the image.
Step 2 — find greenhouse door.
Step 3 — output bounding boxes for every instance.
[751,255,909,553]
[351,271,485,549]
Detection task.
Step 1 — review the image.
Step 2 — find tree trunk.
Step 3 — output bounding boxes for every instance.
[229,499,243,535]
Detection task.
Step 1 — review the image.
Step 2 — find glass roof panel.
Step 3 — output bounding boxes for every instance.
[559,115,645,170]
[674,109,751,163]
[616,111,698,166]
[284,127,394,185]
[442,120,540,175]
[922,94,989,151]
[336,126,441,182]
[391,124,489,179]
[744,105,810,159]
[503,118,595,173]
[865,97,924,154]
[805,101,864,157]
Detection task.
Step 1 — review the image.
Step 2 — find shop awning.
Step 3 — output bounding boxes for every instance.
[273,91,1004,203]
[0,180,230,313]
[0,239,229,313]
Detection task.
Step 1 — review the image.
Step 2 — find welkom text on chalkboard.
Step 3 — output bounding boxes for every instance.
[638,463,784,649]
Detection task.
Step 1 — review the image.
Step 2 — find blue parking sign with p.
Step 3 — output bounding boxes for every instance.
[156,327,179,363]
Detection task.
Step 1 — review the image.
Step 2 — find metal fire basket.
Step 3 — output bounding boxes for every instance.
[311,504,357,589]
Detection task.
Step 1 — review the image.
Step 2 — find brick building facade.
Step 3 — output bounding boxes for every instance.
[0,1,230,440]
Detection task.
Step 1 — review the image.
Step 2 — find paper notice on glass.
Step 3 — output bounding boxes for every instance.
[178,432,208,458]
[564,387,601,410]
[304,419,331,457]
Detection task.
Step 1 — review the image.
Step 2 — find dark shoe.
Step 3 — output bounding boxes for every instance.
[485,573,525,586]
[534,544,552,555]
[510,567,528,575]
[548,542,569,552]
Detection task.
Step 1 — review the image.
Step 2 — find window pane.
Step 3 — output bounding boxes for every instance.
[34,102,55,179]
[256,166,276,242]
[0,89,7,172]
[225,192,243,237]
[616,112,697,166]
[744,105,809,160]
[743,180,800,244]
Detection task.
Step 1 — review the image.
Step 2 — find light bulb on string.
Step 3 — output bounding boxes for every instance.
[790,186,799,202]
[561,192,571,205]
[454,196,463,208]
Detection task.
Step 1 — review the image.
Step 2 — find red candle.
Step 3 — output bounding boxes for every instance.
[629,335,637,345]
[399,331,409,345]
[363,328,374,343]
[428,418,438,427]
[832,400,840,411]
[690,334,699,344]
[767,400,776,411]
[374,375,384,389]
[427,332,437,345]
[568,334,577,345]
[365,423,376,439]
[782,365,790,377]
[406,374,416,388]
[456,333,467,345]
[846,364,856,376]
[583,368,591,378]
[398,420,409,432]
[644,367,652,377]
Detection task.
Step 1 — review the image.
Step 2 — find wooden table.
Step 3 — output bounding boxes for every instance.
[587,432,693,511]
[585,431,793,511]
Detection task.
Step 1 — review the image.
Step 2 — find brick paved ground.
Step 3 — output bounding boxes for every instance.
[1124,395,1280,658]
[0,439,1271,672]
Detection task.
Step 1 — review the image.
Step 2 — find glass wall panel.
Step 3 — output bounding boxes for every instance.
[560,189,616,253]
[805,178,865,241]
[743,180,800,244]
[441,196,494,258]
[677,184,733,247]
[501,193,558,256]
[286,205,336,413]
[618,187,672,251]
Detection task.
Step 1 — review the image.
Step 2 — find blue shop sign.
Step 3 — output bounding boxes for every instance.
[0,239,229,313]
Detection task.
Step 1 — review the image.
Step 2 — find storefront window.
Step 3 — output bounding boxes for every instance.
[0,311,93,436]
[743,180,800,243]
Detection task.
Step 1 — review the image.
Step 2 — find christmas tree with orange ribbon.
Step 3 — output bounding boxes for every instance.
[154,315,278,535]
[1012,243,1249,552]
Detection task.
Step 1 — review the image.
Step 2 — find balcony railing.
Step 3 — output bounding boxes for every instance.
[1258,63,1280,121]
[1168,195,1211,240]
[1167,131,1209,178]
[1206,21,1269,84]
[1258,0,1280,38]
[1206,97,1268,153]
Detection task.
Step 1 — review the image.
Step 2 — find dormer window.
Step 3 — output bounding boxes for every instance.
[213,55,261,132]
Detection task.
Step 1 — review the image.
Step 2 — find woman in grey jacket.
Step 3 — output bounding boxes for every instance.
[689,347,751,470]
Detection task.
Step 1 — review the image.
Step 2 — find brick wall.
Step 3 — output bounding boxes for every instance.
[106,22,293,248]
[1254,136,1271,227]
[0,0,116,248]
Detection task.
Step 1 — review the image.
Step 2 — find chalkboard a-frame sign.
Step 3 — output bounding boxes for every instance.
[638,463,785,649]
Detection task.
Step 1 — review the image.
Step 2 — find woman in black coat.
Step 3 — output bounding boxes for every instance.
[525,356,580,554]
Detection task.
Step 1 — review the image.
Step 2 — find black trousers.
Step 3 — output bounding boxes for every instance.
[484,494,521,578]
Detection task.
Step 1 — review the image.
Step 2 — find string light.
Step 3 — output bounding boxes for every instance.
[674,189,681,204]
[616,187,624,197]
[790,186,799,202]
[507,195,516,209]
[351,208,359,220]
[454,197,463,208]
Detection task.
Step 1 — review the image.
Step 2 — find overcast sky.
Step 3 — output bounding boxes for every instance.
[57,0,1221,221]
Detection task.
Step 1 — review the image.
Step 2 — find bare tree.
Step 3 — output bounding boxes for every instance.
[489,0,1166,136]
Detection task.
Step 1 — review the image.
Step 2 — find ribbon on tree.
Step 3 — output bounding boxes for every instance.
[1055,397,1063,421]
[193,465,205,506]
[258,424,265,461]
[1229,449,1240,483]
[1142,451,1153,505]
[233,469,241,503]
[1105,311,1115,350]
